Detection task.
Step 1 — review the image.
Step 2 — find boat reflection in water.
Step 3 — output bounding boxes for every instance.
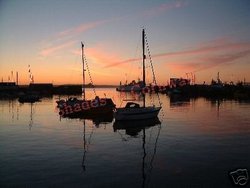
[18,94,40,103]
[169,94,191,107]
[113,117,161,187]
[59,111,113,127]
[113,117,161,136]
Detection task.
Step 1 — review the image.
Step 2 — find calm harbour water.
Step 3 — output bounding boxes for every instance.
[0,88,250,188]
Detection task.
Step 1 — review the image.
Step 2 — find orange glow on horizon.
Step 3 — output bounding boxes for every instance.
[1,35,250,85]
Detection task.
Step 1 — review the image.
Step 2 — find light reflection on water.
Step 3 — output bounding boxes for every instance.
[0,88,250,187]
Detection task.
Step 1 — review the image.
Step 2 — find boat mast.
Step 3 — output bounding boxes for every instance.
[81,42,85,100]
[142,29,146,107]
[142,29,146,88]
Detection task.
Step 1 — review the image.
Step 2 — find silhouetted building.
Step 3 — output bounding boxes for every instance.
[170,78,190,88]
[29,83,53,94]
[0,82,18,91]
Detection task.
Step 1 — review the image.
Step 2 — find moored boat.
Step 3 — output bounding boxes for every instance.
[114,102,161,120]
[57,43,115,118]
[114,29,161,121]
[116,80,144,92]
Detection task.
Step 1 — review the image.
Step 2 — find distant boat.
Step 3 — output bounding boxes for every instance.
[114,29,161,121]
[57,43,115,118]
[116,80,144,92]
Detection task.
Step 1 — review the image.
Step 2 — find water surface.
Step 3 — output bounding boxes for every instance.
[0,88,250,187]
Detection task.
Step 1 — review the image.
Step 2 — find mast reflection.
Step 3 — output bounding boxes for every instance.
[81,119,97,173]
[113,118,161,187]
[59,112,113,127]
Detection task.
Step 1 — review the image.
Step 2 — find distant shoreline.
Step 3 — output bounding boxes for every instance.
[0,83,117,96]
[1,82,250,100]
[17,84,118,88]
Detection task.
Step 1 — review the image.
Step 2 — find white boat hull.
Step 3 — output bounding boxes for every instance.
[114,106,161,121]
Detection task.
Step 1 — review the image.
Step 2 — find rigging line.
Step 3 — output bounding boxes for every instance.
[119,98,124,107]
[146,125,155,152]
[88,125,95,146]
[117,130,129,142]
[146,123,162,186]
[144,30,162,107]
[149,93,154,106]
[84,55,96,97]
[82,122,95,172]
[144,32,157,86]
[81,123,95,151]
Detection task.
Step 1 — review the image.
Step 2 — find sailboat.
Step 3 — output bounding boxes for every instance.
[57,42,115,118]
[114,29,161,121]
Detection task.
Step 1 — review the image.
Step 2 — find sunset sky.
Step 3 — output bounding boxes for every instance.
[1,0,250,85]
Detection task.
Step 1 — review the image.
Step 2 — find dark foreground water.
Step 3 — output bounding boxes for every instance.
[1,88,250,188]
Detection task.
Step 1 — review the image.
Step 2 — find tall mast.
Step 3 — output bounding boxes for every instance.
[142,29,146,108]
[81,42,85,100]
[142,29,146,87]
[217,72,220,83]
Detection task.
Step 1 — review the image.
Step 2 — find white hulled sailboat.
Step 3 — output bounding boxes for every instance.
[114,29,161,121]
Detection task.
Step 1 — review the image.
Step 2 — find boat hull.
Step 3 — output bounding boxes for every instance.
[57,98,115,119]
[114,106,161,121]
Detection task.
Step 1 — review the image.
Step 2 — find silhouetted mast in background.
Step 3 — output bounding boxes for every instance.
[16,72,18,85]
[28,65,34,84]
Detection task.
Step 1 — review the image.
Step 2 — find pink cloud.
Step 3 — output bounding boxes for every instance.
[104,39,250,68]
[164,50,250,73]
[103,57,141,68]
[40,40,76,57]
[39,19,109,57]
[194,50,250,72]
[39,1,186,58]
[154,41,250,59]
[87,47,122,65]
[142,1,187,17]
[167,62,201,72]
[71,45,123,66]
[58,20,108,39]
